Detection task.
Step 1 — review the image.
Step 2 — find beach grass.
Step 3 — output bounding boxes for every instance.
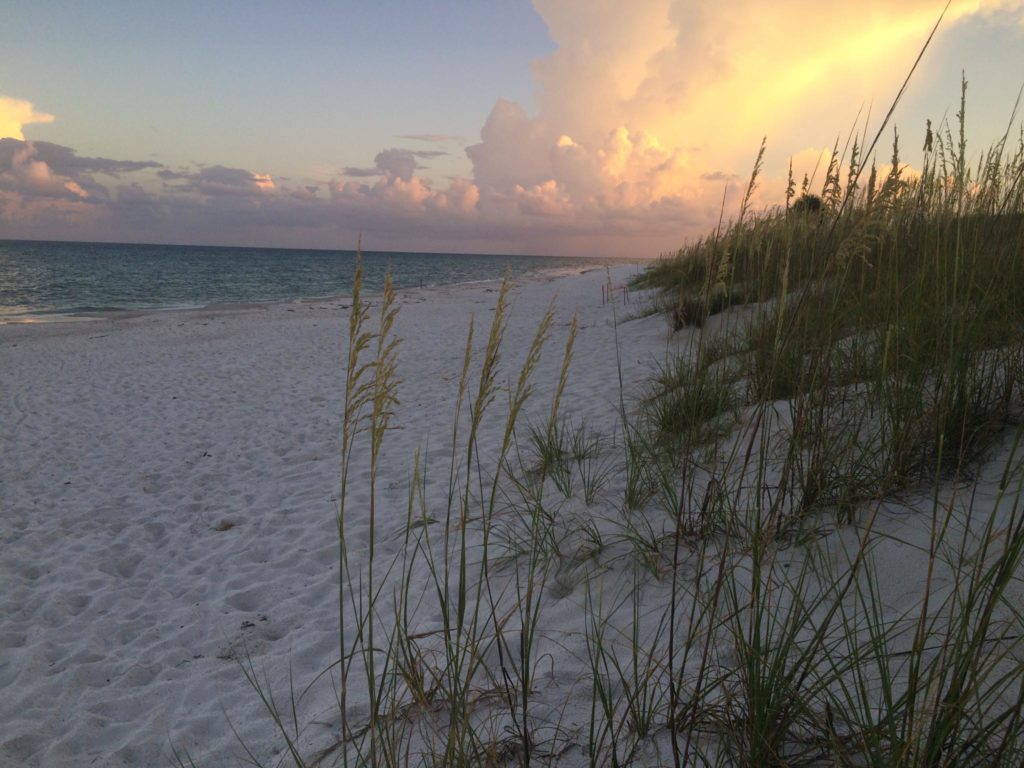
[176,74,1024,767]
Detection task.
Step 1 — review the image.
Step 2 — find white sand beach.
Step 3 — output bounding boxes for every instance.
[1,265,661,765]
[3,263,1022,766]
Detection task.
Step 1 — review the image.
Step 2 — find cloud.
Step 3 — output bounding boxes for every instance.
[0,133,489,251]
[0,139,106,233]
[396,133,466,144]
[196,165,275,195]
[340,166,379,179]
[330,171,440,210]
[0,139,161,177]
[466,99,554,192]
[426,177,480,214]
[460,0,1024,248]
[0,138,162,202]
[0,95,54,140]
[701,171,739,183]
[157,168,193,181]
[156,164,276,196]
[317,0,1020,255]
[343,148,448,181]
[0,142,87,199]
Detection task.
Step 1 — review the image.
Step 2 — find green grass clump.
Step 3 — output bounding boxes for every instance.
[639,78,1024,525]
[643,356,738,453]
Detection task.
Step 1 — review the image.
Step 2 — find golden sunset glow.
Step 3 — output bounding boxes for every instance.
[0,95,54,141]
[252,173,275,192]
[479,0,1024,240]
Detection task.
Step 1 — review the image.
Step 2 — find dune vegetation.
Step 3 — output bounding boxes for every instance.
[179,77,1024,768]
[627,79,1024,764]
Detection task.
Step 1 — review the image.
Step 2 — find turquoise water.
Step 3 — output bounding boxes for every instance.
[0,240,601,319]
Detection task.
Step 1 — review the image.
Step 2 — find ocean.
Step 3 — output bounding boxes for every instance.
[0,240,606,320]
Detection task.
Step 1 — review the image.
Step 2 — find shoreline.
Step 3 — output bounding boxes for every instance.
[0,262,617,333]
[0,255,637,327]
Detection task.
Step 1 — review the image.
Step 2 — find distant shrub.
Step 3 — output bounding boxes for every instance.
[792,193,823,214]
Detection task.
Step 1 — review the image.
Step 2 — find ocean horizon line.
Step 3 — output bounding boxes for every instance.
[0,236,625,262]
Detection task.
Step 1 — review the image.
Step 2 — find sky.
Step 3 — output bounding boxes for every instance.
[1,1,1022,258]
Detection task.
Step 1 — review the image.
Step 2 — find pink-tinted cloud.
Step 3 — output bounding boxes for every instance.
[0,139,125,201]
[156,164,276,197]
[426,177,480,214]
[0,139,161,192]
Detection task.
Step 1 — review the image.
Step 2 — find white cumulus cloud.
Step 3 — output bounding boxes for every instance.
[0,95,54,141]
